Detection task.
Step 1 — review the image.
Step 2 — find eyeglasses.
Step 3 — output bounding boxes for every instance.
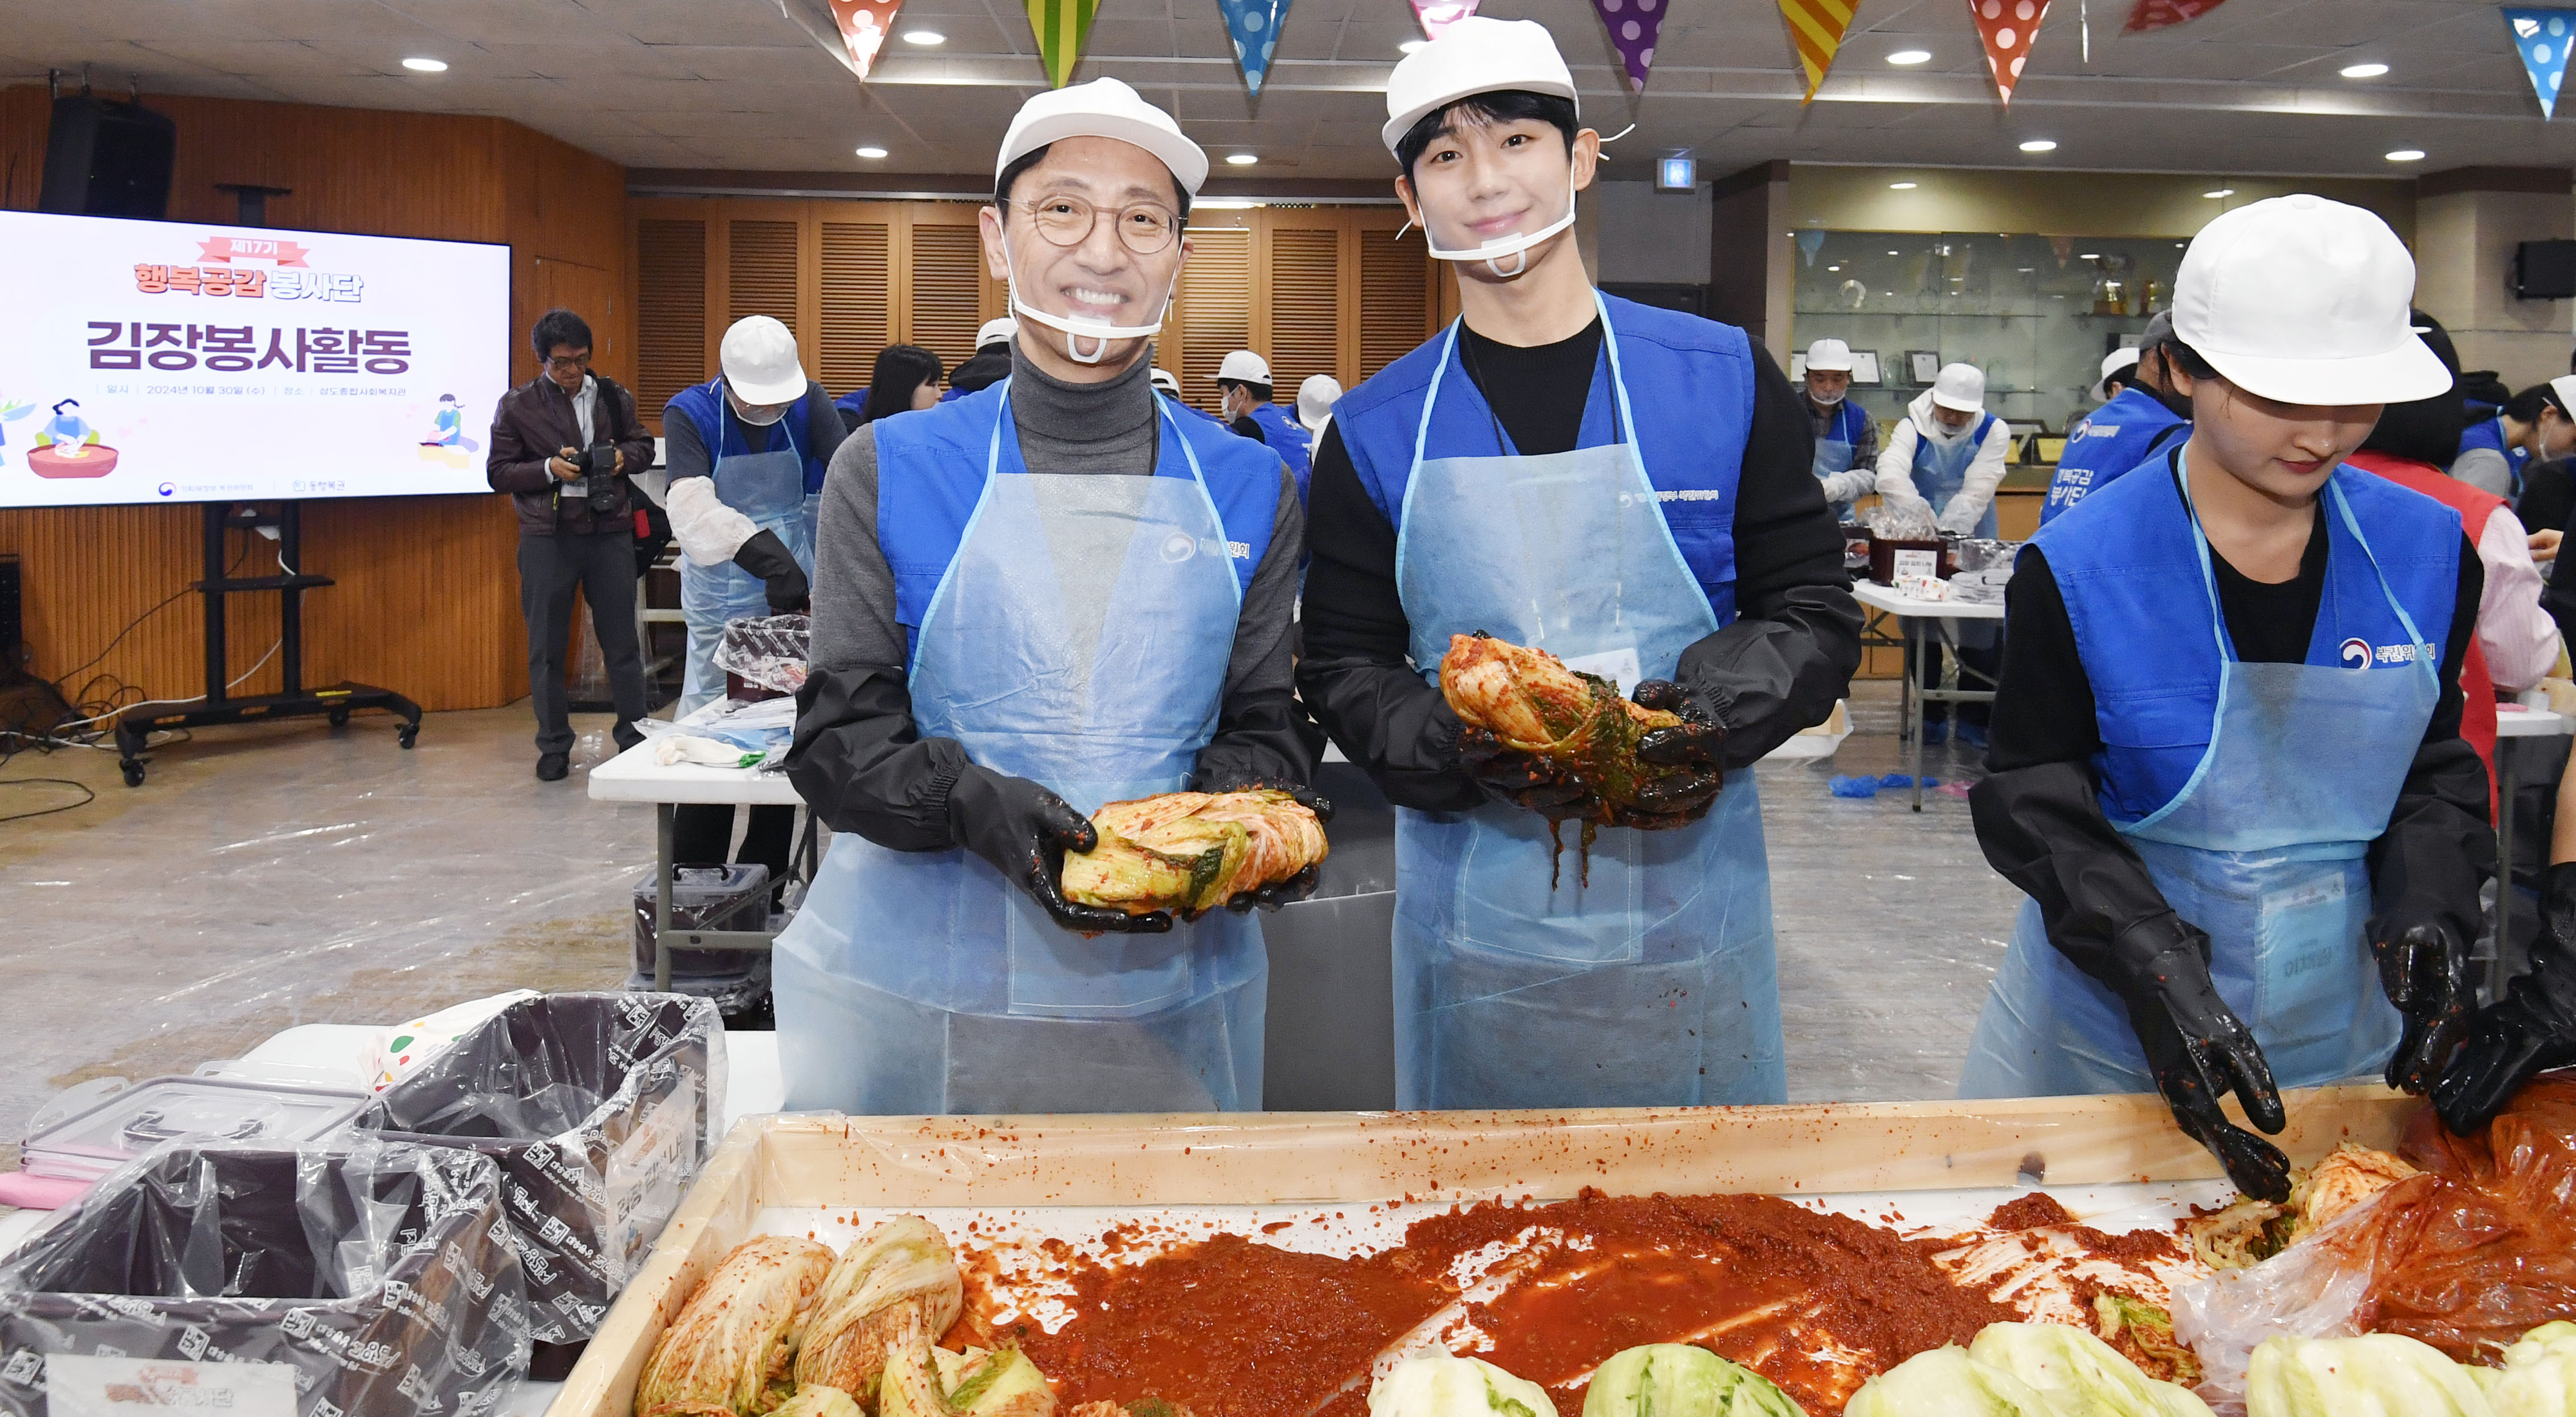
[1016,193,1180,255]
[544,352,592,371]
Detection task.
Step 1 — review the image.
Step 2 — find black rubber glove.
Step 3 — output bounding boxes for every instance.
[2373,921,2475,1094]
[2434,862,2576,1134]
[945,767,1171,935]
[1631,679,1726,770]
[2111,915,2292,1202]
[1456,726,1600,819]
[1193,776,1334,915]
[732,529,812,614]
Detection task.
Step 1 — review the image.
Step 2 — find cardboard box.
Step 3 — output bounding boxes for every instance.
[551,1088,2416,1417]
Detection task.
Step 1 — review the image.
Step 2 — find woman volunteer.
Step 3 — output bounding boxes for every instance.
[776,79,1316,1115]
[1958,195,2516,1199]
[1297,18,1859,1111]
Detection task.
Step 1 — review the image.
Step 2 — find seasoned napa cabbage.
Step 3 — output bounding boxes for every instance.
[1368,1351,1560,1417]
[2246,1333,2493,1417]
[634,1235,837,1417]
[1579,1344,1804,1416]
[1841,1347,2058,1417]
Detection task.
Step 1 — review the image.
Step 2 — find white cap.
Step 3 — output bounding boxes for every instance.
[1149,367,1182,396]
[1297,373,1342,431]
[1382,17,1578,155]
[1214,350,1272,385]
[2172,194,2450,406]
[976,317,1017,348]
[2089,346,2141,402]
[719,315,806,405]
[1804,338,1853,373]
[997,77,1209,198]
[1931,362,1985,413]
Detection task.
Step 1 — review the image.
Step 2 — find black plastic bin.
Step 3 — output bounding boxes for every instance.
[356,992,724,1350]
[0,1141,527,1417]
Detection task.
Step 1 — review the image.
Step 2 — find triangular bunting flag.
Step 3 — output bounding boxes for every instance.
[1410,0,1478,42]
[1219,0,1293,93]
[827,0,905,78]
[2505,8,2576,118]
[1593,0,1668,91]
[1967,0,2051,104]
[2124,0,2225,32]
[1777,0,1861,100]
[1026,0,1101,87]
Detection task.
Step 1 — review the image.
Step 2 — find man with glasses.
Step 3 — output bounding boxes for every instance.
[775,78,1316,1114]
[486,307,655,780]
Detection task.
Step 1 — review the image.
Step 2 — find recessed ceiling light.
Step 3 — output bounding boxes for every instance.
[2018,139,2057,153]
[2079,252,2099,259]
[1226,153,1258,165]
[856,145,889,159]
[1826,265,1841,271]
[401,56,447,72]
[1886,250,1900,256]
[2385,148,2425,162]
[1888,50,1931,65]
[2203,187,2234,198]
[1399,39,1427,53]
[902,29,945,44]
[2016,267,2034,272]
[2340,62,2389,79]
[1889,181,1917,189]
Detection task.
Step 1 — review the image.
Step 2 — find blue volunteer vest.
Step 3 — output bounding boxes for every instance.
[1817,398,1872,452]
[2040,388,2190,527]
[665,380,833,494]
[1245,400,1313,502]
[873,382,1281,661]
[2454,409,2528,494]
[1333,293,1753,624]
[2032,452,2463,827]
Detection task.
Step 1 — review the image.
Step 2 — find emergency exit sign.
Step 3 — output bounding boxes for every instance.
[1656,158,1696,191]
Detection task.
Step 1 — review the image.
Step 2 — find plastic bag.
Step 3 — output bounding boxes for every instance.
[0,1139,529,1417]
[355,993,726,1344]
[2371,1077,2576,1361]
[2172,1188,2396,1414]
[714,614,810,696]
[368,990,541,1093]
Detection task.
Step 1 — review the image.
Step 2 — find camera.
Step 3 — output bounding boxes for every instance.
[578,444,622,514]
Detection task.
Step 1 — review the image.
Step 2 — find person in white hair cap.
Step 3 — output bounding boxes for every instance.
[1296,15,1861,1112]
[1960,194,2528,1198]
[1799,337,1877,520]
[775,77,1320,1117]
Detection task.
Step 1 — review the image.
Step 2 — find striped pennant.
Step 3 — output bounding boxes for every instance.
[1777,0,1861,100]
[1026,0,1101,87]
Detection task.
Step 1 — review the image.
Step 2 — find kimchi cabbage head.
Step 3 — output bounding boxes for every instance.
[1580,1344,1805,1416]
[791,1215,965,1400]
[1437,633,1696,815]
[1841,1346,2059,1417]
[633,1234,836,1417]
[1965,1323,2213,1417]
[1060,789,1329,917]
[1368,1351,1559,1417]
[2245,1334,2491,1417]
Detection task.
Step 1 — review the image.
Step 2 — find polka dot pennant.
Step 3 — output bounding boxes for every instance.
[2506,8,2576,119]
[1409,0,1478,42]
[827,0,905,78]
[1219,0,1294,93]
[1967,0,2051,104]
[2121,0,2227,33]
[1594,0,1669,92]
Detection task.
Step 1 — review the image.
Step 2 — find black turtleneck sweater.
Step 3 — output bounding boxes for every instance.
[786,344,1312,849]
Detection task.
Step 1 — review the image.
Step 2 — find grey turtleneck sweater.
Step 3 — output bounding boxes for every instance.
[787,342,1311,849]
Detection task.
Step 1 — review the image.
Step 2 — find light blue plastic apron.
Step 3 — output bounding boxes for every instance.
[1812,404,1858,523]
[1958,456,2431,1097]
[1390,292,1785,1110]
[678,404,817,715]
[1913,413,1999,540]
[773,385,1266,1114]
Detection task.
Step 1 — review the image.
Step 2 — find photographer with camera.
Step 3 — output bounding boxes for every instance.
[488,307,656,781]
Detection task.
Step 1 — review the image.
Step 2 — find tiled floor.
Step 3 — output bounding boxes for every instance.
[0,680,2024,1140]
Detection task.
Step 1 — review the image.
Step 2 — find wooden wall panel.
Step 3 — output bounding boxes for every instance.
[0,84,629,714]
[1267,227,1341,405]
[1359,229,1434,382]
[908,224,989,373]
[817,221,892,395]
[1178,228,1253,401]
[636,220,708,417]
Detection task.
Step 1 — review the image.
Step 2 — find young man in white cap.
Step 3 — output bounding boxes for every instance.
[1213,349,1314,500]
[1959,194,2560,1198]
[2039,311,2193,529]
[659,314,845,896]
[777,77,1316,1116]
[1801,337,1876,520]
[1298,16,1860,1111]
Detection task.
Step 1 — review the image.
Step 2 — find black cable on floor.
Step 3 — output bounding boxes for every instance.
[0,777,97,824]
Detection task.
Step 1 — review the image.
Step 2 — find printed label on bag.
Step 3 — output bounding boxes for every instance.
[605,1075,698,1272]
[46,1355,297,1416]
[1891,549,1938,582]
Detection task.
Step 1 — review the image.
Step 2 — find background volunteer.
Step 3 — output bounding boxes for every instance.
[1801,337,1877,520]
[660,315,844,890]
[1963,194,2495,1196]
[1298,17,1859,1110]
[1298,373,1343,445]
[2040,312,2194,529]
[834,344,943,432]
[1213,350,1315,503]
[1875,361,2012,538]
[777,77,1313,1114]
[943,317,1018,399]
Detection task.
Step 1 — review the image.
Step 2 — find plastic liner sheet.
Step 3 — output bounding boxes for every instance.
[356,993,726,1344]
[0,1140,528,1417]
[629,865,770,1011]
